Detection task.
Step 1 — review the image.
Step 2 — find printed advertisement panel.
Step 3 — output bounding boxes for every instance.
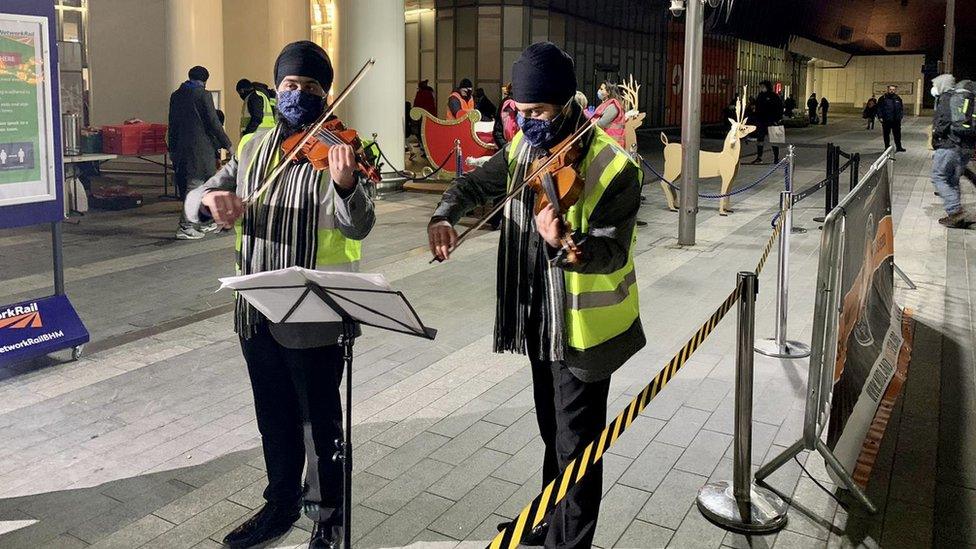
[0,295,89,366]
[0,13,56,207]
[825,163,915,488]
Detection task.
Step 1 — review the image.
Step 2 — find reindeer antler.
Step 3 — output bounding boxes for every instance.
[736,85,747,123]
[618,74,641,112]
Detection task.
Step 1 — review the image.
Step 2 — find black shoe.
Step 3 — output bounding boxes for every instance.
[939,211,969,228]
[896,147,907,152]
[223,503,299,548]
[309,522,340,549]
[750,157,763,164]
[496,520,549,546]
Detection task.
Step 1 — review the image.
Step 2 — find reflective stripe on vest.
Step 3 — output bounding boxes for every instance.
[507,127,641,350]
[233,130,361,273]
[240,90,276,134]
[448,91,475,120]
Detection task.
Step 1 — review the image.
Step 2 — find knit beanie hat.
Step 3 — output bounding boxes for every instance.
[511,42,577,105]
[274,41,334,90]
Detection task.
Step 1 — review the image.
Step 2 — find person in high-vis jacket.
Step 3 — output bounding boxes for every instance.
[447,77,475,119]
[428,42,645,549]
[184,41,374,549]
[237,78,277,137]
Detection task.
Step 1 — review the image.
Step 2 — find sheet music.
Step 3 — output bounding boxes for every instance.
[218,267,430,338]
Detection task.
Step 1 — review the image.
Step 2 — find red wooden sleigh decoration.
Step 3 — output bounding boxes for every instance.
[409,107,496,175]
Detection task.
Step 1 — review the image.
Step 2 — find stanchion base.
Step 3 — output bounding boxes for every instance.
[755,338,811,358]
[697,481,788,534]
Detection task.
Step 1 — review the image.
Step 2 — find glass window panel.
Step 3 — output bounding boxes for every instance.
[477,16,501,81]
[456,49,476,84]
[436,16,454,81]
[456,7,477,49]
[503,7,523,49]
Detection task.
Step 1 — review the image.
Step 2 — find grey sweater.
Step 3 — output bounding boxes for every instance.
[185,128,376,347]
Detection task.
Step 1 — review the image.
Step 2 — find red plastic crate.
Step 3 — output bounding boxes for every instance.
[102,123,150,155]
[102,122,168,155]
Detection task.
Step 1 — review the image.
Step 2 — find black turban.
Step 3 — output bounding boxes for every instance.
[458,78,472,89]
[511,42,576,105]
[188,65,209,82]
[274,41,334,91]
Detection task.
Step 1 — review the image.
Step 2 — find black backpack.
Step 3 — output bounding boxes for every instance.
[950,83,976,140]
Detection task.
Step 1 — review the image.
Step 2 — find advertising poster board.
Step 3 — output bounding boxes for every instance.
[825,161,915,488]
[0,12,56,207]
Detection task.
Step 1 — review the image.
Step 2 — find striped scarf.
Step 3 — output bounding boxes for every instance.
[235,126,323,338]
[494,142,565,362]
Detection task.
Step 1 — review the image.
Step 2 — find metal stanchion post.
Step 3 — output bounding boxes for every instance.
[813,143,833,223]
[454,139,462,178]
[757,153,811,358]
[698,272,788,533]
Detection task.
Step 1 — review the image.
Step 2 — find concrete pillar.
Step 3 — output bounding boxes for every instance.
[335,0,405,167]
[805,60,815,99]
[266,0,311,73]
[166,0,225,108]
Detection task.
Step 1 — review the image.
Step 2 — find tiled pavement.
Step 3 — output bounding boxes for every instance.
[0,114,972,548]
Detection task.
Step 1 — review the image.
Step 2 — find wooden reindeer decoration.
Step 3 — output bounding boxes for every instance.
[659,89,755,215]
[619,75,645,153]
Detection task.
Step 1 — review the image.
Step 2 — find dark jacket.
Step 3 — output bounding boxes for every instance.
[430,127,645,381]
[819,98,830,111]
[167,82,231,181]
[807,96,818,112]
[474,95,497,122]
[755,90,784,128]
[877,93,904,122]
[863,99,877,119]
[784,97,797,117]
[932,92,956,150]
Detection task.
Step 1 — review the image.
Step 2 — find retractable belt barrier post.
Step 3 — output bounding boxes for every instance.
[454,138,463,178]
[697,271,788,533]
[756,147,811,359]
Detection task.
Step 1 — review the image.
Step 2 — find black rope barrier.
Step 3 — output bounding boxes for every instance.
[640,156,788,200]
[372,143,456,182]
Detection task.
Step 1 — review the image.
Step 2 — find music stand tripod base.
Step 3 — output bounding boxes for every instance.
[697,481,788,534]
[755,338,811,359]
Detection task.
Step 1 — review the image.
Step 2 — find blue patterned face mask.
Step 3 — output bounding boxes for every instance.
[276,90,324,127]
[517,111,569,148]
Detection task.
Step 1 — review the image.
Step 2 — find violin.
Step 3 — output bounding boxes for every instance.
[523,132,585,264]
[430,119,596,264]
[243,58,375,206]
[280,117,381,182]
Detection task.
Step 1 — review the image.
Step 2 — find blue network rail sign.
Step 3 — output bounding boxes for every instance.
[0,295,88,366]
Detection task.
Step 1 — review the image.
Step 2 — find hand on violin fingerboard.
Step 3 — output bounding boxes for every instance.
[329,144,358,190]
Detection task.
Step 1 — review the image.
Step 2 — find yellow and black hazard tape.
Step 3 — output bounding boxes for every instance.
[488,217,785,549]
[755,217,782,276]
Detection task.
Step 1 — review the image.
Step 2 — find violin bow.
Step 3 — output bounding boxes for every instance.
[243,58,376,206]
[430,119,596,263]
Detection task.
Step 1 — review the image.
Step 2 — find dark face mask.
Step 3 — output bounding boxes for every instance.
[277,90,324,127]
[515,101,571,148]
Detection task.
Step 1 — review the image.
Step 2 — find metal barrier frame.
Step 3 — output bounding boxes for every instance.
[755,146,897,515]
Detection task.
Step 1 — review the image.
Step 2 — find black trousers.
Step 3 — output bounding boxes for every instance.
[527,327,611,549]
[882,120,902,149]
[239,324,344,525]
[821,111,828,125]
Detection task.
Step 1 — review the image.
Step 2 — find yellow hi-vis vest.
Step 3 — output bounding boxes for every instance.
[506,127,641,350]
[240,89,277,135]
[233,131,362,273]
